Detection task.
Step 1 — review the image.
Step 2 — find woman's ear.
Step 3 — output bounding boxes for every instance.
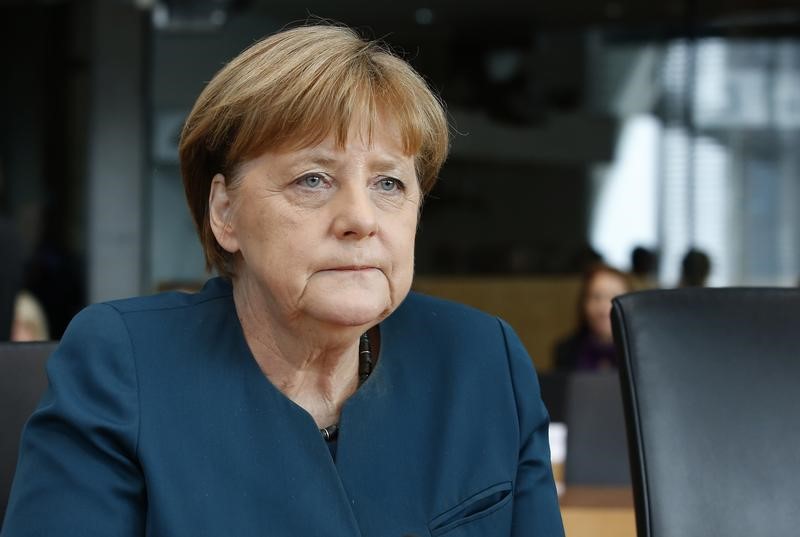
[208,173,240,254]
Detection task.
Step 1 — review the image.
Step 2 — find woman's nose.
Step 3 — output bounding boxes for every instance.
[331,184,378,240]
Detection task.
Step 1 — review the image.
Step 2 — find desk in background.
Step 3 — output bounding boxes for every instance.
[560,486,636,537]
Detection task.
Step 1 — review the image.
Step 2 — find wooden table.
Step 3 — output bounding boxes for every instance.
[559,486,636,537]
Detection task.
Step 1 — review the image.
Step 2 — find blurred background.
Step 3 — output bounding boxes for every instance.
[1,0,799,368]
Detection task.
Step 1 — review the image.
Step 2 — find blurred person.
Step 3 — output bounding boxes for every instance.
[554,263,633,371]
[11,290,50,342]
[3,25,564,537]
[570,242,603,272]
[22,205,86,339]
[630,245,659,290]
[679,247,711,287]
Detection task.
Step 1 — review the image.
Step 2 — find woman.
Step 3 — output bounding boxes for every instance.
[554,263,633,371]
[3,25,563,536]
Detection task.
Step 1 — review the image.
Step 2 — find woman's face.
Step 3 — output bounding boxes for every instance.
[210,115,420,330]
[584,271,629,342]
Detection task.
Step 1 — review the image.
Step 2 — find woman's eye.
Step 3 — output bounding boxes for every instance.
[297,174,325,188]
[377,178,402,192]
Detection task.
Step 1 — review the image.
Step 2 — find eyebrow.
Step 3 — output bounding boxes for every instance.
[370,157,410,173]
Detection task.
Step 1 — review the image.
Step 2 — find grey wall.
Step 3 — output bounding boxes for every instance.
[87,0,148,302]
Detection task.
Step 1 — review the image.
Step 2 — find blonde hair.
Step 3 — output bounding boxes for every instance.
[179,24,450,278]
[12,291,50,342]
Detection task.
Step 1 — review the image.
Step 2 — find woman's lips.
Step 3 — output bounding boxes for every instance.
[317,265,383,276]
[329,266,377,271]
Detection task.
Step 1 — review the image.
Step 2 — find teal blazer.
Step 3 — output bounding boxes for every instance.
[2,278,563,537]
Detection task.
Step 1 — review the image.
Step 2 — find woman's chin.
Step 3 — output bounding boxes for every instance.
[301,292,391,328]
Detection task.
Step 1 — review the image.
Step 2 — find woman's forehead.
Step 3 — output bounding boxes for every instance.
[271,110,413,157]
[247,134,415,176]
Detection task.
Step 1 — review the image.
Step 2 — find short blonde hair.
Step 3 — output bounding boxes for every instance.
[179,24,450,278]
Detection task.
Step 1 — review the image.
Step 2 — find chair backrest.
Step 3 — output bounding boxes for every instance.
[538,370,569,424]
[0,341,57,526]
[612,288,800,537]
[564,371,631,486]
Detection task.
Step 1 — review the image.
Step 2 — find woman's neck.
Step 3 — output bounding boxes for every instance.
[233,279,365,428]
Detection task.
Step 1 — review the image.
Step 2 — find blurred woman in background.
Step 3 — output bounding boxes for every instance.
[554,263,632,371]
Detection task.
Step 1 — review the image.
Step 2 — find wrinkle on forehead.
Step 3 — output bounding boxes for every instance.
[283,104,413,155]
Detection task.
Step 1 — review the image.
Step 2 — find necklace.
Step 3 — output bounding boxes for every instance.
[319,331,372,442]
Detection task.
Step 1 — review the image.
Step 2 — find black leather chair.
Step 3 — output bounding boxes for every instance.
[0,341,56,527]
[563,371,631,486]
[612,288,800,537]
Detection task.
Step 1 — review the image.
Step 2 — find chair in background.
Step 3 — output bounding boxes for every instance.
[0,341,56,527]
[612,288,800,537]
[563,371,631,486]
[538,370,569,424]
